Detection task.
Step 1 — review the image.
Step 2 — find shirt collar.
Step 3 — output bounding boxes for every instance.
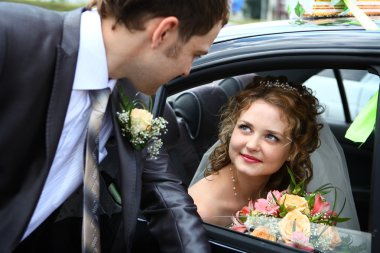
[72,10,116,91]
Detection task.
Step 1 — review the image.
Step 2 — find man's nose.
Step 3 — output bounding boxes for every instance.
[181,64,192,77]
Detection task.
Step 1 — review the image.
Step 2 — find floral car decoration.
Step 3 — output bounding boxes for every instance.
[288,0,380,19]
[229,168,371,252]
[116,85,168,159]
[287,0,380,31]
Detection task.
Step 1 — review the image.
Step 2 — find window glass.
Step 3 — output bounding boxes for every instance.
[303,69,379,122]
[346,71,379,119]
[303,69,343,121]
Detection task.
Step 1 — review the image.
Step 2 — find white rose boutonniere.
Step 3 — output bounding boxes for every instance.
[116,86,168,159]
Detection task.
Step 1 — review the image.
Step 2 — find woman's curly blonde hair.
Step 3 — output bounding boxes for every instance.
[206,76,324,196]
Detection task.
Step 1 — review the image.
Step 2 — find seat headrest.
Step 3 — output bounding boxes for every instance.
[172,85,228,157]
[173,85,228,139]
[218,73,257,97]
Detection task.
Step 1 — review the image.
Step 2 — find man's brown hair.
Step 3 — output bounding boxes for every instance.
[88,0,230,42]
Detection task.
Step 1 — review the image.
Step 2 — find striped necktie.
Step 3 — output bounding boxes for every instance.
[82,88,110,253]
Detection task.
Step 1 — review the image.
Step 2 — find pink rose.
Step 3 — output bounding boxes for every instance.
[230,215,248,233]
[230,224,247,233]
[240,199,254,215]
[311,194,330,216]
[287,231,314,252]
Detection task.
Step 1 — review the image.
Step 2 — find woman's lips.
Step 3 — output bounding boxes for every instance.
[240,153,262,163]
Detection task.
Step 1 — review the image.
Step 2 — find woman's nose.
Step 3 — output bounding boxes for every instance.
[246,135,261,151]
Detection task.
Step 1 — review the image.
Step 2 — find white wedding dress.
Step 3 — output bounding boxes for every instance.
[190,120,360,231]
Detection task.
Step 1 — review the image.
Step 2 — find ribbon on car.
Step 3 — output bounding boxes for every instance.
[345,91,378,144]
[343,0,380,30]
[343,0,378,144]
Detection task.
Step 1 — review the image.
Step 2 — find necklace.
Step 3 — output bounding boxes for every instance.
[230,167,238,197]
[230,167,251,201]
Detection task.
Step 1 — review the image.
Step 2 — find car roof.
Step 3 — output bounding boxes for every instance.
[187,16,380,72]
[165,16,380,95]
[215,16,380,43]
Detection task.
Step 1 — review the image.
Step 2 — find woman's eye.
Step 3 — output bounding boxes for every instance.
[266,134,279,142]
[238,124,251,133]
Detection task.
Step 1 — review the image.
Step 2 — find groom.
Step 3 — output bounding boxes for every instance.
[0,0,229,252]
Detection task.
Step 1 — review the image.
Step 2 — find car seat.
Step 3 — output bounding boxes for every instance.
[167,74,257,185]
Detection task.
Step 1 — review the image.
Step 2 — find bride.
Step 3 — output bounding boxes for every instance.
[188,76,360,231]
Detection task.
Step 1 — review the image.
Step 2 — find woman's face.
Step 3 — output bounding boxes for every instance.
[229,99,292,178]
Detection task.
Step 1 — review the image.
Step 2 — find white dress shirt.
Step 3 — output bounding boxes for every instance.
[23,10,116,240]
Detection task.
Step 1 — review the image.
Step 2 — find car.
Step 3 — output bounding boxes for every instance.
[125,16,380,252]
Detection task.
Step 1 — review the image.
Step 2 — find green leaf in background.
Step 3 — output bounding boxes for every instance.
[294,2,305,17]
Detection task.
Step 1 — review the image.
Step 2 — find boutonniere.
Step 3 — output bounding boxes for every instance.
[116,85,168,159]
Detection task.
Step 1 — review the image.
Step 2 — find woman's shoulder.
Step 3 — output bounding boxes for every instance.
[188,175,217,199]
[189,180,216,215]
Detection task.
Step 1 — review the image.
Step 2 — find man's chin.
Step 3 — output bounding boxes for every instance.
[135,84,160,96]
[122,78,160,96]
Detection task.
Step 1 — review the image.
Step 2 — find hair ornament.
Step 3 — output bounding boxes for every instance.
[259,80,302,96]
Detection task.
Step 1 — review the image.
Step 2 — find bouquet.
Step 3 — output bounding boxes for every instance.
[116,86,168,159]
[230,168,351,252]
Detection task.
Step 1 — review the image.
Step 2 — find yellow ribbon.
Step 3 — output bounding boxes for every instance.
[343,0,380,30]
[343,0,379,144]
[345,91,378,143]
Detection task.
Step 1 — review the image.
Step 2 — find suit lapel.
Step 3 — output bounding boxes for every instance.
[111,80,142,247]
[45,8,84,165]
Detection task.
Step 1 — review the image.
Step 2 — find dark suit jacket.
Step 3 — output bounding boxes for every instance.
[0,3,209,253]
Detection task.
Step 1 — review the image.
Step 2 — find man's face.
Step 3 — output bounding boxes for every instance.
[118,21,223,95]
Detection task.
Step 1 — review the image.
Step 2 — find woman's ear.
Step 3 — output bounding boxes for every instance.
[287,152,294,162]
[287,141,296,162]
[151,17,179,49]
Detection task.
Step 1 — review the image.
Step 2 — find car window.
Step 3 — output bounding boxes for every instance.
[303,69,379,123]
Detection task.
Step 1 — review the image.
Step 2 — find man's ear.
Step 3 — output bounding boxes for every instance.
[151,17,179,49]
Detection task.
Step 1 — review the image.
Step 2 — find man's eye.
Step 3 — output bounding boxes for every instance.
[194,55,202,60]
